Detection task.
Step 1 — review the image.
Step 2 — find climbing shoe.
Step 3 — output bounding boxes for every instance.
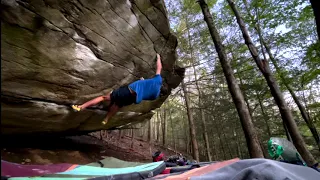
[72,105,81,112]
[101,121,107,125]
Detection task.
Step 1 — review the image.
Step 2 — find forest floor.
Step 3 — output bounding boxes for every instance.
[1,131,180,165]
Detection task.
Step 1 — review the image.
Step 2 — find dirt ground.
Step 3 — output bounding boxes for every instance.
[1,131,180,165]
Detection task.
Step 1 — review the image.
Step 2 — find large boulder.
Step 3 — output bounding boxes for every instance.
[1,0,184,135]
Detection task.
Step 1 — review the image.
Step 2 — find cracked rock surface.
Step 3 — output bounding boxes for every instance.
[1,0,184,135]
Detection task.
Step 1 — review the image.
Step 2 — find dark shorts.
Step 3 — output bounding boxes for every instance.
[110,86,136,108]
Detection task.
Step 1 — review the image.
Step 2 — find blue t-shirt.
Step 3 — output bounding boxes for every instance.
[128,75,162,104]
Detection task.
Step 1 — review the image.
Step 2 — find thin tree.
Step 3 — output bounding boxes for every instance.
[263,40,320,151]
[197,0,264,158]
[309,0,320,41]
[153,116,157,143]
[226,0,317,165]
[157,110,161,143]
[283,121,293,142]
[162,108,167,146]
[181,81,200,161]
[185,15,212,161]
[234,124,243,158]
[130,129,134,149]
[256,90,271,137]
[183,111,190,153]
[169,109,177,151]
[148,119,152,143]
[242,0,320,152]
[215,113,227,160]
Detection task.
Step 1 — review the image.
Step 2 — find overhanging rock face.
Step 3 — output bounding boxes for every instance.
[1,0,184,135]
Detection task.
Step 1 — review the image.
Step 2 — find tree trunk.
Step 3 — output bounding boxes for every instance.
[206,114,216,160]
[185,16,212,161]
[170,109,177,152]
[119,130,123,139]
[148,119,152,143]
[100,130,103,140]
[154,114,157,142]
[157,110,161,143]
[185,117,190,153]
[197,0,264,158]
[130,129,134,149]
[201,110,212,161]
[223,127,233,159]
[239,78,266,159]
[256,92,272,137]
[234,127,243,158]
[309,0,320,41]
[153,117,157,143]
[249,2,320,150]
[259,139,268,158]
[162,108,167,146]
[262,39,320,151]
[227,0,316,165]
[246,0,317,149]
[238,76,253,116]
[283,121,293,142]
[189,140,193,155]
[181,81,200,161]
[140,126,144,139]
[212,111,227,160]
[116,130,121,149]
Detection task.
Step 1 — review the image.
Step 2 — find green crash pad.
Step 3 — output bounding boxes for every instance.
[7,159,165,180]
[86,157,145,168]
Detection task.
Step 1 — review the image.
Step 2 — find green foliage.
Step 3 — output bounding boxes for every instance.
[158,0,320,161]
[181,0,217,13]
[301,42,320,84]
[309,102,320,109]
[306,42,320,64]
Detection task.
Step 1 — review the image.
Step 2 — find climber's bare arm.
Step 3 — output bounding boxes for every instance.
[156,54,162,75]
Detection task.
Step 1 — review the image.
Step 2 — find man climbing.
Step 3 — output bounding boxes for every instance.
[72,54,163,125]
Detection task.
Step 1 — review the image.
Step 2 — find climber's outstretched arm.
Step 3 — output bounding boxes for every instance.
[156,54,162,75]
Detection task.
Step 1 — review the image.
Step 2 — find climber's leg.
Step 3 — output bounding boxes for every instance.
[101,104,119,125]
[72,93,111,111]
[101,86,136,125]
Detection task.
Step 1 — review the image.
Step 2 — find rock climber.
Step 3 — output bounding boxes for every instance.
[72,54,163,125]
